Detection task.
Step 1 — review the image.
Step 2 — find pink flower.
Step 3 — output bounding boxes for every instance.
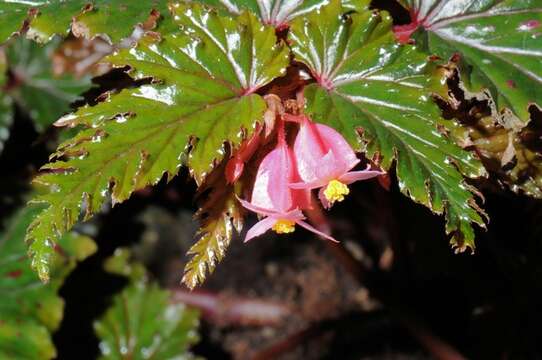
[286,115,384,208]
[238,122,336,243]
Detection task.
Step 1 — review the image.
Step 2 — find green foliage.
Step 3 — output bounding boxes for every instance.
[399,0,542,122]
[289,0,487,250]
[196,0,370,25]
[0,49,12,153]
[0,0,171,44]
[25,2,289,282]
[183,167,244,289]
[94,249,200,360]
[0,205,97,359]
[5,36,93,131]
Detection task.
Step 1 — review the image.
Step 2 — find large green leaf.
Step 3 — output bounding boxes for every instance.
[5,36,93,131]
[398,0,542,121]
[0,205,97,359]
[25,2,289,282]
[94,249,200,360]
[197,0,369,26]
[0,0,168,44]
[289,0,487,250]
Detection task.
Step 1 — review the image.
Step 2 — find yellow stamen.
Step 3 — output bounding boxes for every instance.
[272,219,296,234]
[323,179,350,204]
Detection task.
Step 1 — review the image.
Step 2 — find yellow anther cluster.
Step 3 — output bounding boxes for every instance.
[323,179,350,204]
[272,219,296,234]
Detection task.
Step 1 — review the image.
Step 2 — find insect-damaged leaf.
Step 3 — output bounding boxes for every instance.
[0,205,96,359]
[25,2,289,282]
[397,0,542,122]
[289,0,487,251]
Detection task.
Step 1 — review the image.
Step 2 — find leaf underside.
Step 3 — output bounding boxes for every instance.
[182,161,244,289]
[0,205,96,360]
[25,2,289,282]
[290,0,488,250]
[401,0,542,122]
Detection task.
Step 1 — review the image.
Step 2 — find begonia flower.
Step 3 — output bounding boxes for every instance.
[286,115,384,208]
[238,122,336,242]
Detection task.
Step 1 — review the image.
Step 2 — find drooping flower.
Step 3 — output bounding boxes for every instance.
[286,114,384,208]
[238,121,336,242]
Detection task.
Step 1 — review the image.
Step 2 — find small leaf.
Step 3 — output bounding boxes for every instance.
[182,161,244,289]
[399,0,542,122]
[25,3,288,282]
[289,0,487,250]
[94,249,200,360]
[0,204,96,360]
[5,36,93,131]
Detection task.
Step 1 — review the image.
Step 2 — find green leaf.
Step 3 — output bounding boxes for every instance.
[289,0,487,250]
[0,1,32,44]
[196,0,370,26]
[0,49,12,154]
[25,2,289,282]
[0,204,97,360]
[183,167,244,289]
[400,0,542,121]
[5,36,93,131]
[0,0,168,44]
[94,249,200,360]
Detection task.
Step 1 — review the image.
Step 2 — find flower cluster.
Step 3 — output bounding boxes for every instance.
[232,114,384,242]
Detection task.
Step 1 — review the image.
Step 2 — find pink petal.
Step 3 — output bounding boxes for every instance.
[315,123,359,171]
[289,179,327,190]
[244,217,277,242]
[250,142,295,213]
[293,120,328,183]
[296,220,338,242]
[237,197,280,217]
[281,208,305,221]
[338,169,385,185]
[318,187,331,209]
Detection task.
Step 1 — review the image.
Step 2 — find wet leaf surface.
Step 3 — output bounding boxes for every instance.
[290,0,487,250]
[94,249,200,360]
[398,0,542,121]
[197,0,369,27]
[25,2,289,282]
[0,204,96,359]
